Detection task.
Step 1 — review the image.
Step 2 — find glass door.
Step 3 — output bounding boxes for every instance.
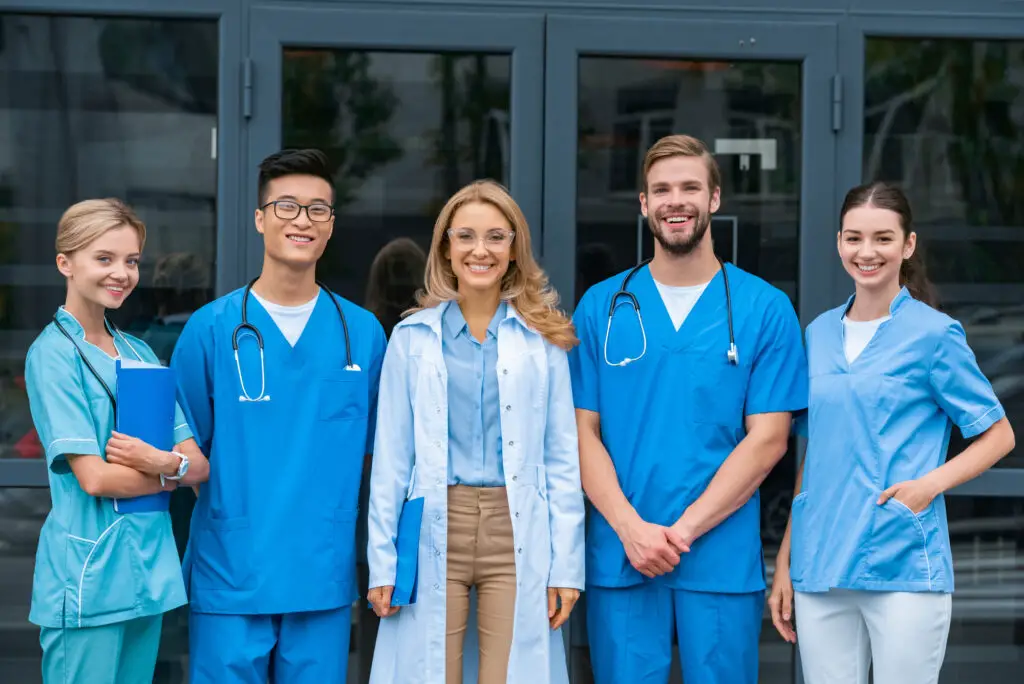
[542,15,839,684]
[245,7,544,682]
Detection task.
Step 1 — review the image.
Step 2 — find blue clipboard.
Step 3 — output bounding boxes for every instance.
[391,496,424,606]
[112,358,176,514]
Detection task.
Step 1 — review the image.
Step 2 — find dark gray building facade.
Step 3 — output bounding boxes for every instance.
[1,0,1022,681]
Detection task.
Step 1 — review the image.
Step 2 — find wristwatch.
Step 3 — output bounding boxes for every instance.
[160,451,189,488]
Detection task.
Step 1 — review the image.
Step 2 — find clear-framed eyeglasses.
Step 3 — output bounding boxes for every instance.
[446,228,516,249]
[260,200,335,222]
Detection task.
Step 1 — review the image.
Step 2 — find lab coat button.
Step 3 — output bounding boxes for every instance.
[508,440,514,447]
[505,405,511,411]
[503,369,508,375]
[512,475,518,482]
[434,583,440,591]
[515,511,520,518]
[517,547,523,554]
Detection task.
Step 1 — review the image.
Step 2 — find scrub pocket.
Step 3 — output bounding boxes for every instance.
[867,498,943,588]
[65,520,140,624]
[191,517,253,592]
[318,369,368,422]
[687,356,747,426]
[787,492,813,584]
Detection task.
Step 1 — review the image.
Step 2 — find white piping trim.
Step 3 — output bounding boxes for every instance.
[67,534,96,544]
[173,422,188,431]
[890,499,934,591]
[47,437,99,450]
[114,330,144,361]
[76,517,124,627]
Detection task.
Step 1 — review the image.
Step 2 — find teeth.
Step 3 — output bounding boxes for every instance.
[106,286,123,292]
[858,264,880,272]
[288,235,312,243]
[666,217,692,224]
[469,264,492,272]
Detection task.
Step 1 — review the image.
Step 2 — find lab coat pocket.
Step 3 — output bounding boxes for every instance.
[868,499,939,587]
[787,492,812,584]
[192,516,252,591]
[65,520,138,623]
[688,357,746,426]
[512,465,551,582]
[318,369,368,422]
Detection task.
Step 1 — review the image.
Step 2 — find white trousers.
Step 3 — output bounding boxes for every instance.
[794,589,952,684]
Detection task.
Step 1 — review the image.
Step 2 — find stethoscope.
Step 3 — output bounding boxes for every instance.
[52,315,145,419]
[604,257,738,367]
[233,278,358,403]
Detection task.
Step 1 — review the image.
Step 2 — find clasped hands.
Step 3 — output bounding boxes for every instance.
[367,585,580,630]
[104,431,179,490]
[620,516,694,579]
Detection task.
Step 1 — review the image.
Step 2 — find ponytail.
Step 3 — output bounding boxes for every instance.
[900,248,937,308]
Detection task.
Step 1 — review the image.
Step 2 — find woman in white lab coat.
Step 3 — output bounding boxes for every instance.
[366,180,585,684]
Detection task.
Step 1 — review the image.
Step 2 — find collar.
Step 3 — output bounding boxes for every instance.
[841,286,912,318]
[401,298,527,338]
[443,300,506,339]
[54,306,115,339]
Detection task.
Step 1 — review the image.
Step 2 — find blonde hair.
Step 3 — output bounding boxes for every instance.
[56,198,147,255]
[411,180,578,350]
[642,134,721,193]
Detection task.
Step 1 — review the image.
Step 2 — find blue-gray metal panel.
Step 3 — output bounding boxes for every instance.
[245,7,545,275]
[544,14,839,327]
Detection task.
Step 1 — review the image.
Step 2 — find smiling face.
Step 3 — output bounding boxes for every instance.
[640,155,721,257]
[838,203,916,295]
[57,225,141,310]
[445,201,515,297]
[255,173,335,269]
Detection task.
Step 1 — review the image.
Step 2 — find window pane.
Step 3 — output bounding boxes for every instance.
[943,496,1024,681]
[863,37,1024,467]
[0,13,218,461]
[0,12,217,683]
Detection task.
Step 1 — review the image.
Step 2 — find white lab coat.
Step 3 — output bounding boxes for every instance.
[367,301,585,684]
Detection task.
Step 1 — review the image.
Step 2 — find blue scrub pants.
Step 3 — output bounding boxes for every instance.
[40,614,162,684]
[586,585,764,684]
[188,606,351,684]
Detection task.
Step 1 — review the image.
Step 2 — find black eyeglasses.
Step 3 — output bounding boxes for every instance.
[260,200,334,222]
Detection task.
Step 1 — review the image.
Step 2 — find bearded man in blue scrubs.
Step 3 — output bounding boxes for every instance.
[171,149,387,683]
[569,134,808,684]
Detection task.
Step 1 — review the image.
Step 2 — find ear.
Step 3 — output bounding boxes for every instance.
[254,207,265,235]
[903,231,917,260]
[639,192,649,218]
[56,253,73,279]
[836,230,842,256]
[709,187,721,214]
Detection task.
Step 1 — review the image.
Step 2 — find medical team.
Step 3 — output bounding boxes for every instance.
[22,140,1014,684]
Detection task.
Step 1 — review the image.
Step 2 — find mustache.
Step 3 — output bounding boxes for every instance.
[655,205,701,218]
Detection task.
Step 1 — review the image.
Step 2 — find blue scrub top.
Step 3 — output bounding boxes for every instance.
[570,264,808,592]
[442,300,505,487]
[25,307,193,628]
[171,287,386,615]
[791,288,1005,594]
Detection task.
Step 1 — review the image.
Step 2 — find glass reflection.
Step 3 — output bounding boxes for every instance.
[864,37,1024,469]
[0,13,218,683]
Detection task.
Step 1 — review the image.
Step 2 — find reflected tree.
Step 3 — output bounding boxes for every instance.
[283,50,402,209]
[427,54,510,209]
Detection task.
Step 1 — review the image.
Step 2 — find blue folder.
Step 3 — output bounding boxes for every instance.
[112,358,177,514]
[391,496,424,606]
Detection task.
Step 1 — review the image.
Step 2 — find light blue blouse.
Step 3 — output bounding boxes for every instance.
[442,301,506,487]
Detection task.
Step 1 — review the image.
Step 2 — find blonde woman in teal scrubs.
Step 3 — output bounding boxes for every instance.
[24,198,209,683]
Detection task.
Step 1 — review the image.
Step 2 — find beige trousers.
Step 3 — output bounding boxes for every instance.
[445,485,517,684]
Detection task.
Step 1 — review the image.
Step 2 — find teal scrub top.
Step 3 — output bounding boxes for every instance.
[25,307,193,628]
[569,264,809,592]
[791,288,1005,594]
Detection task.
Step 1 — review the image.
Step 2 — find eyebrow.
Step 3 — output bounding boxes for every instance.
[273,195,330,204]
[93,249,141,257]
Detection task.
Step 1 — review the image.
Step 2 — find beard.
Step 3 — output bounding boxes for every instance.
[648,205,712,257]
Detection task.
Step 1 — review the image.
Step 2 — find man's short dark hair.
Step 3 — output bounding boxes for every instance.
[257,148,334,205]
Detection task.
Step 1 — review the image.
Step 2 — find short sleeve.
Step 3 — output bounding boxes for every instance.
[928,321,1005,438]
[24,345,101,471]
[568,292,600,412]
[745,292,809,416]
[170,313,215,455]
[365,317,388,455]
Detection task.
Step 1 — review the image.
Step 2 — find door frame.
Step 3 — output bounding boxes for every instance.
[542,14,841,329]
[244,5,545,278]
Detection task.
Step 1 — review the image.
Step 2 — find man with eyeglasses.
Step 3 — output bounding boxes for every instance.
[170,148,387,683]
